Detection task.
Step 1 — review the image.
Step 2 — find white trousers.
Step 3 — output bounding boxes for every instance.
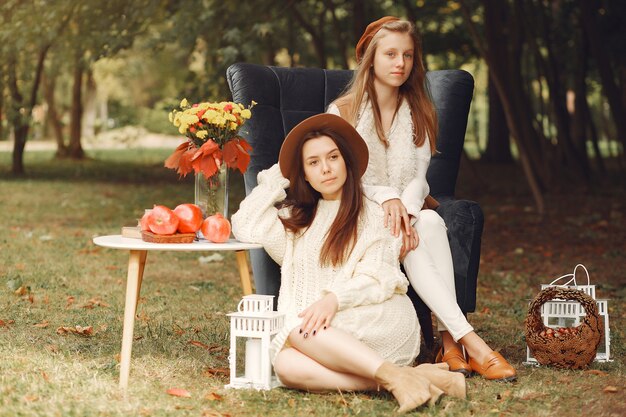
[402,209,474,342]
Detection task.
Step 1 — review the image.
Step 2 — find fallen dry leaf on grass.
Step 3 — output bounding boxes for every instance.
[189,340,210,349]
[33,320,49,328]
[41,371,50,382]
[603,386,619,393]
[204,392,223,402]
[584,369,608,376]
[81,297,110,309]
[204,367,230,377]
[201,411,231,417]
[166,388,192,398]
[15,286,30,296]
[56,325,94,336]
[0,319,15,327]
[66,296,75,308]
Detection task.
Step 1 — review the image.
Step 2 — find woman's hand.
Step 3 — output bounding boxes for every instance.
[382,199,411,237]
[297,293,338,338]
[400,225,419,260]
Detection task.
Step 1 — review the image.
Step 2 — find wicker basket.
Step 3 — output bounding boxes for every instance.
[525,287,603,369]
[141,231,196,243]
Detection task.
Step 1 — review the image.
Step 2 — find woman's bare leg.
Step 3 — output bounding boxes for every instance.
[286,327,384,378]
[274,347,377,391]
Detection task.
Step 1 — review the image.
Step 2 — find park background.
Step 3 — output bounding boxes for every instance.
[1,1,624,416]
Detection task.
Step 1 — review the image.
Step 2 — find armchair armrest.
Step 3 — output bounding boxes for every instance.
[435,198,484,313]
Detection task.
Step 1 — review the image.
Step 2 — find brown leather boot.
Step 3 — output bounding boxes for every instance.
[374,362,432,414]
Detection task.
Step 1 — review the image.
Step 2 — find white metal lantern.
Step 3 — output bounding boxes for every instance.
[525,264,611,364]
[226,294,284,390]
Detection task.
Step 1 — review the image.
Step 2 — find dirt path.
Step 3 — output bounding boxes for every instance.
[0,128,182,152]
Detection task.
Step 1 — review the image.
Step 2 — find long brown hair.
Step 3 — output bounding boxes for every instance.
[279,129,364,267]
[335,19,437,154]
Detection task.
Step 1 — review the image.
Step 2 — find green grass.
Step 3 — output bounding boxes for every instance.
[1,149,624,416]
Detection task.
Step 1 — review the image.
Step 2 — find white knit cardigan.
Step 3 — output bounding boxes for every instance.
[231,164,421,365]
[327,99,431,222]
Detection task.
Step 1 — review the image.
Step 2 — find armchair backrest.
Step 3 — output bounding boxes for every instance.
[226,63,473,199]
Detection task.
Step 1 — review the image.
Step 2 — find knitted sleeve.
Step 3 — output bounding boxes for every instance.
[363,184,401,207]
[322,231,408,311]
[400,137,431,222]
[231,164,289,265]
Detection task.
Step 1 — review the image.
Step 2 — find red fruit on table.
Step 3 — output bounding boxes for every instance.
[148,205,179,235]
[173,203,203,233]
[139,210,152,231]
[201,213,231,243]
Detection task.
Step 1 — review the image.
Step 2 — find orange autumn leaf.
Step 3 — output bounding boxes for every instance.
[189,340,210,349]
[191,140,222,179]
[164,142,188,169]
[177,148,196,177]
[166,388,192,398]
[33,320,49,328]
[56,325,94,336]
[223,138,252,174]
[204,367,230,377]
[165,142,196,177]
[204,392,223,402]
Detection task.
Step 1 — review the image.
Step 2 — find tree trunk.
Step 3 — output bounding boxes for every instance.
[8,45,49,174]
[68,52,85,159]
[353,0,366,45]
[0,79,4,141]
[323,0,349,68]
[580,0,626,158]
[42,72,68,157]
[290,3,326,68]
[81,69,97,140]
[524,0,589,180]
[572,13,604,176]
[483,72,512,163]
[461,0,546,213]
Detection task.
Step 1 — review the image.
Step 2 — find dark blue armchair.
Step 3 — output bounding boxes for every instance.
[226,63,483,354]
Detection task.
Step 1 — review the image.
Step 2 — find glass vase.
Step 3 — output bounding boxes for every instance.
[194,165,229,239]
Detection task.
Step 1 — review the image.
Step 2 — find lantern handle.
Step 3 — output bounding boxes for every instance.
[548,264,590,287]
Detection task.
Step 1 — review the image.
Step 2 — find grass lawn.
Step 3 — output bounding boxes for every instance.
[0,148,624,416]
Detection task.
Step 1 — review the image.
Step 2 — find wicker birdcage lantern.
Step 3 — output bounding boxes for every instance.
[226,295,284,390]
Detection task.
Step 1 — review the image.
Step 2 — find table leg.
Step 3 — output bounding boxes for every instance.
[235,250,253,295]
[119,249,146,390]
[135,250,148,310]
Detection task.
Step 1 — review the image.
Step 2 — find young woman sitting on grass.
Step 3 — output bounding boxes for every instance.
[232,113,465,413]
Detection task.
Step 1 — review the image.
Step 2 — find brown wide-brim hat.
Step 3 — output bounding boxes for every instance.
[278,113,369,180]
[355,16,400,63]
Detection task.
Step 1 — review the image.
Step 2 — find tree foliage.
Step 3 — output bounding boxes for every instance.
[1,0,624,211]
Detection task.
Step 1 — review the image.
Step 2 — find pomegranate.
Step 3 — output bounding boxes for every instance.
[148,205,179,235]
[201,213,231,243]
[173,203,203,233]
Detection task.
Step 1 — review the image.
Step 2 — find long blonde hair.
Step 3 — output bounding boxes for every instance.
[335,20,437,153]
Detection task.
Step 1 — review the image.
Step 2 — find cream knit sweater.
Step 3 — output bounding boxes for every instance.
[327,99,431,222]
[232,164,420,365]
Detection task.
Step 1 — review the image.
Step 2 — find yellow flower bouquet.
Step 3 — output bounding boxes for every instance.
[164,98,256,179]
